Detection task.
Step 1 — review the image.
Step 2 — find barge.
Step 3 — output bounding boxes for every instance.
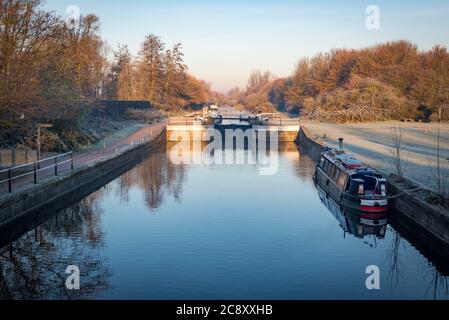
[314,138,389,215]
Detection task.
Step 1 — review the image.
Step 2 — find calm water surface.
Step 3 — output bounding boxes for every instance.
[1,142,448,300]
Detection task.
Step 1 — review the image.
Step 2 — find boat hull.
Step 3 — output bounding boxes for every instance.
[315,166,389,215]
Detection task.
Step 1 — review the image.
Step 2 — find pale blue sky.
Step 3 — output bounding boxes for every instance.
[45,0,449,92]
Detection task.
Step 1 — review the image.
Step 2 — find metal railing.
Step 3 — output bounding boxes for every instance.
[168,117,197,126]
[0,152,74,193]
[266,118,300,126]
[168,115,300,127]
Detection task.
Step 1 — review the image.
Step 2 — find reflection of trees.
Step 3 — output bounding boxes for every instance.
[426,272,449,300]
[0,194,111,300]
[386,229,403,289]
[284,143,317,181]
[386,228,449,299]
[117,147,187,211]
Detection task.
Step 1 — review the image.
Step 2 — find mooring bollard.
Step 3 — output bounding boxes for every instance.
[71,152,74,170]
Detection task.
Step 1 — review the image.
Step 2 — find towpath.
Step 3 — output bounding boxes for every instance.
[0,122,166,194]
[303,120,449,190]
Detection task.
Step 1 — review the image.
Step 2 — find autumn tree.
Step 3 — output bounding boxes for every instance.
[245,40,449,122]
[0,1,111,149]
[110,35,214,112]
[110,45,134,100]
[162,43,186,104]
[0,0,59,120]
[137,34,165,103]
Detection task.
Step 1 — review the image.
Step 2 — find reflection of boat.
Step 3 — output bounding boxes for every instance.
[316,184,387,242]
[314,139,389,215]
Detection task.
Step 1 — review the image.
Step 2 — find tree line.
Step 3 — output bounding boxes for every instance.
[231,40,449,122]
[106,38,222,111]
[0,0,221,149]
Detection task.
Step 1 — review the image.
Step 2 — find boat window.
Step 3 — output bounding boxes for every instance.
[332,167,340,182]
[326,162,334,176]
[364,176,377,192]
[322,159,329,173]
[349,178,365,195]
[323,160,330,175]
[329,164,335,179]
[337,172,347,188]
[320,157,325,168]
[376,181,388,196]
[357,184,365,195]
[381,183,387,196]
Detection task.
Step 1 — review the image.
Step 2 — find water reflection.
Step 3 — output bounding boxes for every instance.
[116,151,187,210]
[0,148,187,299]
[1,139,449,299]
[316,184,387,247]
[0,195,110,299]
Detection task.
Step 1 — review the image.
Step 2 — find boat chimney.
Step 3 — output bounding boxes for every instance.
[338,138,344,152]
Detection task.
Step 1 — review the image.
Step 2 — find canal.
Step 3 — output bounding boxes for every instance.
[0,140,448,300]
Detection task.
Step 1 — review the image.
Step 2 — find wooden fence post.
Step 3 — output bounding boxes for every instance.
[8,168,12,193]
[34,162,37,184]
[11,149,16,167]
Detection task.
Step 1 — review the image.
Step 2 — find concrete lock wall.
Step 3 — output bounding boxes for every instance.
[166,125,300,142]
[0,130,165,229]
[297,126,327,161]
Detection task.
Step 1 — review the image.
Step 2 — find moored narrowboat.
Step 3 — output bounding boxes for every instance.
[314,139,389,215]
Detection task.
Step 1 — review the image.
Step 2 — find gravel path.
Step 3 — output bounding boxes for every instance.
[303,120,449,191]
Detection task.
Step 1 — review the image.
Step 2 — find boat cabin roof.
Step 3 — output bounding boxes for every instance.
[321,150,383,179]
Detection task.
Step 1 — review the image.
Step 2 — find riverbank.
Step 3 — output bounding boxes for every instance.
[0,123,166,230]
[297,125,449,246]
[302,120,449,190]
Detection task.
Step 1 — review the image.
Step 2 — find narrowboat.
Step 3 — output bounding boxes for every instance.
[314,139,389,215]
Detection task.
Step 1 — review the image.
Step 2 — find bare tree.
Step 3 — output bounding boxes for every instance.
[162,43,186,104]
[428,107,449,201]
[246,70,274,94]
[390,122,406,177]
[139,34,165,103]
[112,45,134,100]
